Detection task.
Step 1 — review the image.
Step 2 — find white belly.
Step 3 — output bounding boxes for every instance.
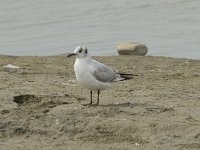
[74,59,111,90]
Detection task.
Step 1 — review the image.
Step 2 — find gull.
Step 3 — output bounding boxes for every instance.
[68,46,133,106]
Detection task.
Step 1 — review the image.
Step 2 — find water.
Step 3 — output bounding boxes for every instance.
[0,0,200,59]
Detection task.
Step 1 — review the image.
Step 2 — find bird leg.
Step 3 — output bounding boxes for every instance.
[90,90,93,105]
[82,90,93,106]
[96,89,100,105]
[92,90,100,107]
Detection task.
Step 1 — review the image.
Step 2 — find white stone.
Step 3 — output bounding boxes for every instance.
[117,42,148,56]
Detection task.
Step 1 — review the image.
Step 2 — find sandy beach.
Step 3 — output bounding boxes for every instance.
[0,54,200,150]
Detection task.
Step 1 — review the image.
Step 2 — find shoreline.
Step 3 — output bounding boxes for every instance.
[0,53,200,61]
[0,54,200,150]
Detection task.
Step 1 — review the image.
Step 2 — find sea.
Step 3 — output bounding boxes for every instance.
[0,0,200,59]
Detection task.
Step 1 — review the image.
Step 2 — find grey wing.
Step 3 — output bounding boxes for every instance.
[90,59,118,83]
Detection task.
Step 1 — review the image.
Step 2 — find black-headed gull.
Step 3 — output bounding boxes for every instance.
[68,46,132,106]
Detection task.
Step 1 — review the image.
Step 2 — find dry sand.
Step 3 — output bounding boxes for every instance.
[0,54,200,150]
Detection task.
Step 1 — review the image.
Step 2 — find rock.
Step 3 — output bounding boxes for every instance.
[117,42,148,56]
[3,64,20,73]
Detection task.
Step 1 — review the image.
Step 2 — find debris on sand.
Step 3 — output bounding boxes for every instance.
[3,64,20,73]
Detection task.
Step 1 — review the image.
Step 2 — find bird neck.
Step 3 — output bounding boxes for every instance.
[77,56,91,62]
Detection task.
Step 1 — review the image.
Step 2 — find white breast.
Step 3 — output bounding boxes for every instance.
[74,58,111,91]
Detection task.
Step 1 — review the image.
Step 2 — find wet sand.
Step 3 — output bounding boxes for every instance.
[0,54,200,150]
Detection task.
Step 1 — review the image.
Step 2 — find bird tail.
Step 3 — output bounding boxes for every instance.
[120,73,137,80]
[113,73,137,82]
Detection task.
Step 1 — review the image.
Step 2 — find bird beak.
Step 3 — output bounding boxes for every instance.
[67,53,76,57]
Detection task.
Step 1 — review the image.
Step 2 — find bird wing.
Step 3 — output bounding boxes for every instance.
[90,59,119,83]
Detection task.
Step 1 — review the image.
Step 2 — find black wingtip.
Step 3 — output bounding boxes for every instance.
[119,73,138,80]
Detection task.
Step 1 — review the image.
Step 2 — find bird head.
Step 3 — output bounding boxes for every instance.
[67,46,90,58]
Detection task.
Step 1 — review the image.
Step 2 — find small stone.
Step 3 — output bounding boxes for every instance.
[135,142,140,146]
[55,119,59,125]
[117,42,148,56]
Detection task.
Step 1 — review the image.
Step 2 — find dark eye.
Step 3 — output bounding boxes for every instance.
[85,49,87,54]
[78,49,82,53]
